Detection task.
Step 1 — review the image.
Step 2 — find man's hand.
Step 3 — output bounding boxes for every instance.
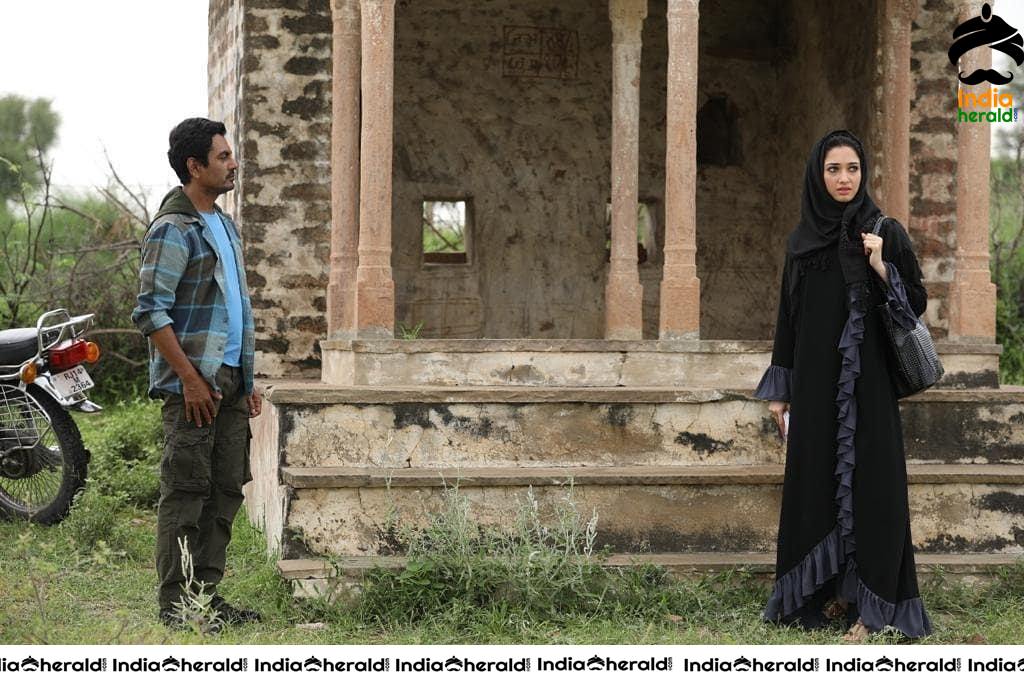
[246,389,262,418]
[149,326,221,427]
[182,373,221,427]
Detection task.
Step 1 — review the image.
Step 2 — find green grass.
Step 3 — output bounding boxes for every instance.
[1,509,1023,644]
[0,402,1022,644]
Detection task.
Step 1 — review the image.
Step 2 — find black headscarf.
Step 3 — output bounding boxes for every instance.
[785,130,881,308]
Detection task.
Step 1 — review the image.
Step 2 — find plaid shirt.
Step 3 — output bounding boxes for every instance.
[132,189,255,398]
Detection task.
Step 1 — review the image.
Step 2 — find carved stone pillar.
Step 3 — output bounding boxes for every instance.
[949,0,997,342]
[605,0,647,340]
[659,0,700,339]
[874,0,917,226]
[327,0,360,338]
[355,0,396,338]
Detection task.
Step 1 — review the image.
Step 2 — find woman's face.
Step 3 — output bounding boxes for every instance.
[822,145,861,203]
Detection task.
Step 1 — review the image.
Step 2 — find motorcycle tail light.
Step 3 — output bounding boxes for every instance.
[20,362,37,384]
[85,341,101,363]
[49,340,89,372]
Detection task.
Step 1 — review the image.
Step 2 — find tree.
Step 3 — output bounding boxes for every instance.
[0,96,151,399]
[991,71,1024,384]
[0,95,59,206]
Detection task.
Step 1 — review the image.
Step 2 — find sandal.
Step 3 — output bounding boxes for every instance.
[842,618,870,643]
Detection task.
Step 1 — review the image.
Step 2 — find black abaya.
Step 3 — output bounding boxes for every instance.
[754,217,933,637]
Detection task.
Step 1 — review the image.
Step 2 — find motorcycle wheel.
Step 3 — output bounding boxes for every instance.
[0,383,90,524]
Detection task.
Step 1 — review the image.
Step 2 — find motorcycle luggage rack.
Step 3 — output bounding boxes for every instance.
[0,309,95,381]
[35,309,94,356]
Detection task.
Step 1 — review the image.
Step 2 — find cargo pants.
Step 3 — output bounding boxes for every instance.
[156,365,251,610]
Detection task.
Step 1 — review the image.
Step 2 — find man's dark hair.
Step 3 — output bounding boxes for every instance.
[167,118,228,185]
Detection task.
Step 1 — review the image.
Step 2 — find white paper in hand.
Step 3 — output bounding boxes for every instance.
[783,410,790,443]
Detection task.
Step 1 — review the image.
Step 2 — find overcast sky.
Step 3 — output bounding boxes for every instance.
[2,0,1023,212]
[2,0,208,207]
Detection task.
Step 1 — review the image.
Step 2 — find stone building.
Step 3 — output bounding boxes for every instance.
[208,0,1024,590]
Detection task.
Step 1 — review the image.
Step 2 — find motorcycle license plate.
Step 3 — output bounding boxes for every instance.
[50,366,94,398]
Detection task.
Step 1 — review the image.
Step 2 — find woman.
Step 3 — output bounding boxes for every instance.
[753,130,932,640]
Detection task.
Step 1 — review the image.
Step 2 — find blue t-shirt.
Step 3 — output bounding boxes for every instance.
[200,211,242,367]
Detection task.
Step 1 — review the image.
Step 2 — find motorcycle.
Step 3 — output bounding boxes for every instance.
[0,309,102,524]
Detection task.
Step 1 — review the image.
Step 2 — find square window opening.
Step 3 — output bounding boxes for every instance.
[423,199,469,265]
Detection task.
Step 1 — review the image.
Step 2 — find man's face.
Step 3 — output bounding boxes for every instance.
[189,134,238,194]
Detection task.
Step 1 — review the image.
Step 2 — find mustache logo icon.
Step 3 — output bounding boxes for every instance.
[958,68,1014,85]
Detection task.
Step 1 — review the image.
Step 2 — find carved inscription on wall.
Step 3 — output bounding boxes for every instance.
[502,26,579,80]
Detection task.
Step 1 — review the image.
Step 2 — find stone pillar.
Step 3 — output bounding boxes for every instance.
[948,0,997,342]
[874,0,917,226]
[659,0,700,340]
[327,0,360,338]
[605,0,647,340]
[354,0,396,338]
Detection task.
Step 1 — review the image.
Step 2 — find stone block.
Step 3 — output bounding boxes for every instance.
[281,476,1024,557]
[276,398,784,469]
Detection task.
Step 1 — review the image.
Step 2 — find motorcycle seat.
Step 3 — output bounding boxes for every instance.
[0,328,38,366]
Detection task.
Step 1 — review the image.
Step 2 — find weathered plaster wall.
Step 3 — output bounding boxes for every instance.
[767,0,878,323]
[695,0,782,339]
[393,0,787,341]
[392,1,646,339]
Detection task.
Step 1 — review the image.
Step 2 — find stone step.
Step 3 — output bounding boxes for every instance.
[318,339,1002,389]
[255,383,1024,470]
[278,552,1021,579]
[279,464,1024,488]
[272,464,1024,558]
[278,553,1023,599]
[264,382,1024,405]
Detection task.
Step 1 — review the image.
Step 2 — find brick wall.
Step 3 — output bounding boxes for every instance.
[910,0,959,339]
[211,0,334,377]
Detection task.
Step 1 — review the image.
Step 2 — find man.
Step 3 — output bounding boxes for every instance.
[132,117,261,629]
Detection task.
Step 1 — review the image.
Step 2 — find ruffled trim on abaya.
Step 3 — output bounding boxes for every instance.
[763,278,932,638]
[845,558,934,637]
[763,526,842,621]
[762,526,934,638]
[753,365,792,402]
[834,283,868,556]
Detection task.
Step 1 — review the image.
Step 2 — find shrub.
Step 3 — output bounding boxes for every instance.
[997,297,1024,385]
[987,559,1024,601]
[86,344,150,404]
[355,486,676,626]
[60,487,134,554]
[79,400,162,507]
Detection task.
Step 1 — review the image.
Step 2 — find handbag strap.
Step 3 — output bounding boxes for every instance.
[871,213,886,235]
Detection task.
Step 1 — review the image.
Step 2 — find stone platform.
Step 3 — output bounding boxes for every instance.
[243,374,1024,596]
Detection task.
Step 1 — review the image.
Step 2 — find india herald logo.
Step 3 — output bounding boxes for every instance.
[949,2,1024,84]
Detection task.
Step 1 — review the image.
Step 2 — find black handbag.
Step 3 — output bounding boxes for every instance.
[871,215,944,398]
